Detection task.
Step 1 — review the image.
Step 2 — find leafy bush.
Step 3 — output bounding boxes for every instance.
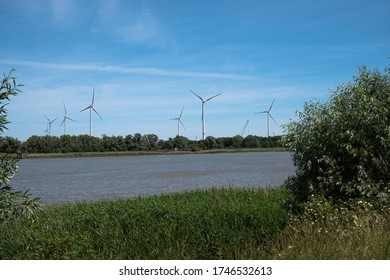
[0,68,41,222]
[283,66,390,203]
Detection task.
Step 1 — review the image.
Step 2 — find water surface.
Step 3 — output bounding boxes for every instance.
[11,152,295,205]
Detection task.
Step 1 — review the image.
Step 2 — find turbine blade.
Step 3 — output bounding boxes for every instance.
[67,117,76,122]
[63,103,67,114]
[189,89,203,101]
[269,98,275,111]
[269,113,277,125]
[179,119,185,129]
[60,118,65,126]
[80,106,90,112]
[255,111,268,114]
[179,107,184,119]
[44,114,49,121]
[92,88,95,105]
[93,107,103,119]
[205,93,221,102]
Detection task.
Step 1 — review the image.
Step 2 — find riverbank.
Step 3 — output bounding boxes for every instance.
[18,147,287,159]
[1,186,388,259]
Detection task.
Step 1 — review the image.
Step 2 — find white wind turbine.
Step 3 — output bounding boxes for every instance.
[61,103,75,135]
[189,89,221,140]
[80,88,102,136]
[255,98,277,137]
[44,115,57,136]
[170,107,185,136]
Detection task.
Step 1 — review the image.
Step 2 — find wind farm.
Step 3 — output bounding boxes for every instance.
[39,88,279,140]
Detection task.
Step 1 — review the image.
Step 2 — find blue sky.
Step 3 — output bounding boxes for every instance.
[0,0,389,141]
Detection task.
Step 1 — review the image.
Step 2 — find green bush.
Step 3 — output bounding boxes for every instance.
[283,66,390,203]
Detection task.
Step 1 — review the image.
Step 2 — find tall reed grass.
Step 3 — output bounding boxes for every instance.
[0,187,291,259]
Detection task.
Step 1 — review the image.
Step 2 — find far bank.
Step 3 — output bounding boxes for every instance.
[17,147,287,159]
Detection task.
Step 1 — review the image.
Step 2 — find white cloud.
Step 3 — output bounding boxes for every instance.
[0,59,256,81]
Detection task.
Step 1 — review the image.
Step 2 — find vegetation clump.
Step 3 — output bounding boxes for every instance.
[283,66,390,204]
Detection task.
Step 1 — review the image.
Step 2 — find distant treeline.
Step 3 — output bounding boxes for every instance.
[0,134,283,154]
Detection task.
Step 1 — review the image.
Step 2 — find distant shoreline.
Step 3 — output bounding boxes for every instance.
[16,147,287,159]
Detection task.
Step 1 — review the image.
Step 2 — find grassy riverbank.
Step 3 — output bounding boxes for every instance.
[0,186,389,259]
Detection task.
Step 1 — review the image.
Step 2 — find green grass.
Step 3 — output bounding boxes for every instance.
[1,186,388,260]
[0,187,291,260]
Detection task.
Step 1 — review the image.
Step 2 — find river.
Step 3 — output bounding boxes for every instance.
[10,152,295,205]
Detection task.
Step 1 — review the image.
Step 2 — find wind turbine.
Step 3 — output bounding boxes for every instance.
[61,103,75,135]
[189,89,221,140]
[170,107,185,136]
[80,88,102,136]
[44,115,57,136]
[255,98,277,137]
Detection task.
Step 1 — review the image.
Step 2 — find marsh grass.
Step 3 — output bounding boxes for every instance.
[0,187,291,259]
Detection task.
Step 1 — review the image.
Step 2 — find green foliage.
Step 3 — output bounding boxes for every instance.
[283,66,390,203]
[0,68,41,222]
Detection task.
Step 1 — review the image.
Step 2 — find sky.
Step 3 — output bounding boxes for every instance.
[0,0,389,141]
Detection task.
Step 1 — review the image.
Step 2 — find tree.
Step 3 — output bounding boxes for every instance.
[0,68,40,222]
[283,66,390,204]
[243,135,260,148]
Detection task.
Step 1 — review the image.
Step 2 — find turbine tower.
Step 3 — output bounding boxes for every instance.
[189,89,221,140]
[255,98,277,137]
[80,88,102,136]
[170,107,185,136]
[61,103,75,135]
[44,115,57,136]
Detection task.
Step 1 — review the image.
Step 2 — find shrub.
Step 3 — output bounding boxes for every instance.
[283,66,390,204]
[0,68,41,222]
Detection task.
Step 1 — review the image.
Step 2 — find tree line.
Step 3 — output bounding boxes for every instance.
[0,134,282,154]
